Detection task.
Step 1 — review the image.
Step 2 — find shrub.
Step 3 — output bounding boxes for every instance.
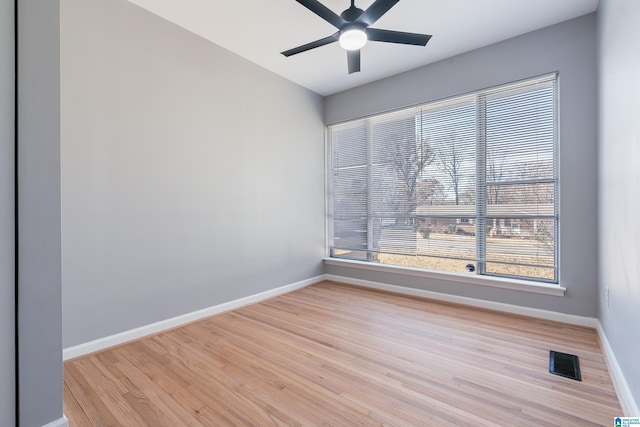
[418,224,431,239]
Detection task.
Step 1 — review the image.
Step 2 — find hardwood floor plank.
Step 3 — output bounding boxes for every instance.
[64,381,93,427]
[114,348,202,426]
[65,363,124,427]
[64,281,623,426]
[159,329,315,425]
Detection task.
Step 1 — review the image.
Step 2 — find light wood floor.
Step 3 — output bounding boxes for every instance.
[64,281,622,426]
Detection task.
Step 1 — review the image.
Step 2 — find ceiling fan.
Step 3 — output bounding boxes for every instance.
[281,0,432,74]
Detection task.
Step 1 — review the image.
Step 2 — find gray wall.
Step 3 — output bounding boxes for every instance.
[61,0,325,347]
[325,14,598,317]
[17,0,64,426]
[0,0,15,425]
[598,0,640,412]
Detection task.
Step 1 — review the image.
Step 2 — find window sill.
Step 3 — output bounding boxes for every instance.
[323,257,566,297]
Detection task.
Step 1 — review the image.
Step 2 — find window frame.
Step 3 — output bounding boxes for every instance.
[326,73,559,287]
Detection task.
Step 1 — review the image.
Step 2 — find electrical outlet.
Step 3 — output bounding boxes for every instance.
[606,287,610,309]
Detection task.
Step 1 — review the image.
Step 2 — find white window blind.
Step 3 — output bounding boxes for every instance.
[328,74,558,283]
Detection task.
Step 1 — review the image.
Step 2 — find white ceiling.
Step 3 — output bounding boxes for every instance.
[127,0,598,96]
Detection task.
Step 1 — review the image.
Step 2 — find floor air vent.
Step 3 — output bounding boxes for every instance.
[549,351,581,381]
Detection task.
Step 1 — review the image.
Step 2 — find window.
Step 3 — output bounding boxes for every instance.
[328,74,558,283]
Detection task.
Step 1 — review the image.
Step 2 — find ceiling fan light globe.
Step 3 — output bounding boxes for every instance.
[339,29,367,50]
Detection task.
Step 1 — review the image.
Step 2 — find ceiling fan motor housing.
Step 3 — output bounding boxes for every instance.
[340,5,364,22]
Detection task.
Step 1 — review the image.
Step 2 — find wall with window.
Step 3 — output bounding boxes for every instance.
[598,0,640,413]
[325,14,598,317]
[61,0,325,348]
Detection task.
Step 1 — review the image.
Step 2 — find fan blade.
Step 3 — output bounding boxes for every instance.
[366,28,432,46]
[281,33,340,57]
[356,0,399,26]
[295,0,346,29]
[347,49,361,74]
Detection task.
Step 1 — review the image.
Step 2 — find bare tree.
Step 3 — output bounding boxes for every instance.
[458,183,476,205]
[433,133,471,205]
[386,135,434,221]
[417,178,446,206]
[486,148,505,204]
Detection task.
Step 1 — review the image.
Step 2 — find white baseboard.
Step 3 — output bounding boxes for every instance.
[325,274,598,327]
[596,322,640,416]
[63,276,323,360]
[41,415,68,427]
